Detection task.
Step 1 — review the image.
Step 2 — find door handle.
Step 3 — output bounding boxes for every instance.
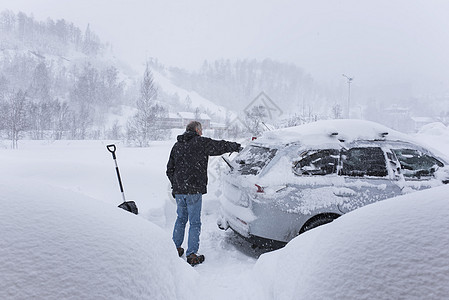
[333,188,356,197]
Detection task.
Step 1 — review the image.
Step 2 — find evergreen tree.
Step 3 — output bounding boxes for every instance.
[30,62,51,101]
[82,24,100,55]
[127,63,168,146]
[69,63,98,139]
[0,75,8,101]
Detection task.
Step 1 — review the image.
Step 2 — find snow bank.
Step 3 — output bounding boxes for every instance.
[0,176,197,300]
[414,122,449,153]
[417,122,448,136]
[413,122,449,162]
[252,185,449,300]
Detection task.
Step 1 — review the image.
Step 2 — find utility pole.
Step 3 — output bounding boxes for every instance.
[342,74,353,118]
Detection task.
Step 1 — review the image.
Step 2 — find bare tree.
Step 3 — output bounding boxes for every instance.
[3,90,29,148]
[194,107,201,119]
[108,120,122,140]
[29,101,50,140]
[331,104,342,119]
[244,105,268,136]
[184,95,192,111]
[70,103,93,139]
[52,100,70,140]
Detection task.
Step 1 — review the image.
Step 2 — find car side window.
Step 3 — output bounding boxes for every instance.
[341,147,388,177]
[292,149,339,176]
[391,148,444,178]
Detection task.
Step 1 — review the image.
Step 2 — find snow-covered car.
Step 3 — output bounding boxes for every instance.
[218,119,449,246]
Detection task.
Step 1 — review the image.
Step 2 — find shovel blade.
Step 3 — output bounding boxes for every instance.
[118,201,138,215]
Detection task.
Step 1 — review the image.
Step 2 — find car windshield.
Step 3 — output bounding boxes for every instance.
[392,148,444,178]
[236,145,277,175]
[341,147,388,177]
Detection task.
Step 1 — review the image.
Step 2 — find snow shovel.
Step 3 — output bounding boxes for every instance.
[106,144,138,215]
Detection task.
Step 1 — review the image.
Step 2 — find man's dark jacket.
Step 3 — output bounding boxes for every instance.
[166,130,240,195]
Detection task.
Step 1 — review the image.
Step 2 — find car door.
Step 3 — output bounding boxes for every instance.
[390,145,447,191]
[288,148,344,213]
[336,145,403,213]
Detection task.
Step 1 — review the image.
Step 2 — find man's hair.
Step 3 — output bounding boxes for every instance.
[186,121,202,133]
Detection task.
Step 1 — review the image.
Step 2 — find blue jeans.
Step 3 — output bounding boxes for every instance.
[172,194,202,256]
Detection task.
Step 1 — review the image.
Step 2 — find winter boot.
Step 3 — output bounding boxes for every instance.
[187,253,205,266]
[177,247,184,257]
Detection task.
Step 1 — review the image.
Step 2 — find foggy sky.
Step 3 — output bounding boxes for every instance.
[3,0,449,98]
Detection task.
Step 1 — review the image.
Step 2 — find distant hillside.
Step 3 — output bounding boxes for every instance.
[151,67,234,122]
[165,59,335,118]
[0,10,238,144]
[0,10,103,57]
[0,10,138,141]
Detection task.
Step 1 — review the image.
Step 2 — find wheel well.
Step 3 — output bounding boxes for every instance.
[299,213,341,234]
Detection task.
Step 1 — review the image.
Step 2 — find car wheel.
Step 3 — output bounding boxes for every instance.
[299,213,340,234]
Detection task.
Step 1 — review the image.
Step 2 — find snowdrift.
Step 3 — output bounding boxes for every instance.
[0,176,197,300]
[252,185,449,300]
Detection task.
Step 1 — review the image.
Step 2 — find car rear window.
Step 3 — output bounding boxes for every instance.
[392,148,444,178]
[236,145,277,175]
[341,147,388,177]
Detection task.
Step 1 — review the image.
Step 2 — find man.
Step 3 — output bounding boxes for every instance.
[166,121,241,266]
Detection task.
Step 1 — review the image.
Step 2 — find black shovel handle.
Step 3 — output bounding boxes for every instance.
[107,144,124,195]
[107,144,117,159]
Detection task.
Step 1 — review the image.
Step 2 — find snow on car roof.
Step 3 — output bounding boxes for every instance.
[254,119,412,147]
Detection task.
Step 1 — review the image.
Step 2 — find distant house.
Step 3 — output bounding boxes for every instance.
[177,112,211,129]
[210,122,227,130]
[209,122,228,138]
[383,106,414,133]
[411,117,437,132]
[161,113,183,128]
[161,112,211,129]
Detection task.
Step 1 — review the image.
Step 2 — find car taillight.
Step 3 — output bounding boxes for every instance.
[236,217,248,225]
[255,184,264,193]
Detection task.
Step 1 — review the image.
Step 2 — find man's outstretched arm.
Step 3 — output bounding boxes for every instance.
[203,137,241,156]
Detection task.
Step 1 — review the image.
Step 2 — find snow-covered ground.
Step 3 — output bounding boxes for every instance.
[1,122,449,299]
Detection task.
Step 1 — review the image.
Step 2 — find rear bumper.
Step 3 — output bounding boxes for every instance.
[228,227,288,249]
[219,196,307,243]
[219,198,254,238]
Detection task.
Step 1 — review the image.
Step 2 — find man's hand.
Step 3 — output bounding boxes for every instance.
[235,143,243,153]
[234,143,243,153]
